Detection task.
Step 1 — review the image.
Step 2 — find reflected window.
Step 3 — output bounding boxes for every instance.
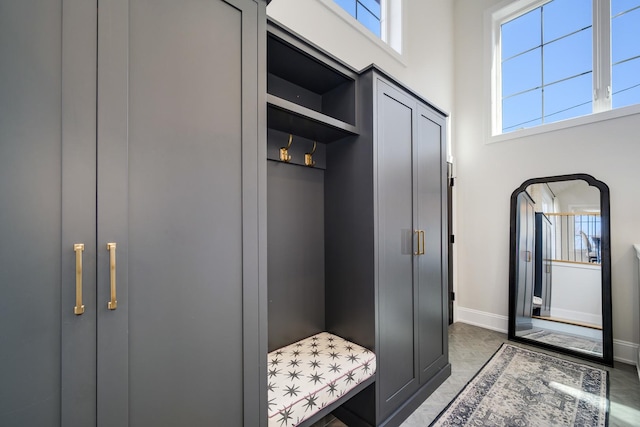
[573,213,602,263]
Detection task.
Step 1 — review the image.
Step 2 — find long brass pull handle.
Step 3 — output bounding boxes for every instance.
[420,230,425,255]
[107,243,117,310]
[525,251,532,262]
[74,244,85,315]
[414,230,421,255]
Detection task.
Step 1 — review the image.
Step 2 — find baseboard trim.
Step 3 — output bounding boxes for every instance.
[456,306,639,366]
[456,306,508,333]
[612,338,639,366]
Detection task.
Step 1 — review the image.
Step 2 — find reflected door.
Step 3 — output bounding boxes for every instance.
[535,213,552,317]
[515,192,535,331]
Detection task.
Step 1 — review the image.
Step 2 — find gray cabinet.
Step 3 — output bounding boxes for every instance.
[266,20,358,144]
[535,212,552,317]
[327,69,450,426]
[0,1,266,425]
[375,75,450,424]
[515,191,536,331]
[1,3,97,425]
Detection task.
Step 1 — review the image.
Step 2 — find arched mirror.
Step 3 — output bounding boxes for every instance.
[508,174,613,366]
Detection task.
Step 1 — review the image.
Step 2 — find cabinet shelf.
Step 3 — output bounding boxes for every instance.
[267,94,357,143]
[267,20,359,143]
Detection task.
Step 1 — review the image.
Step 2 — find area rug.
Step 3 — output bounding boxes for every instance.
[521,330,603,356]
[430,344,609,426]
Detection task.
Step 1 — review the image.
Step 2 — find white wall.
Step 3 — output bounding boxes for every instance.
[266,0,455,114]
[454,0,640,361]
[555,181,600,212]
[526,183,555,213]
[551,262,602,326]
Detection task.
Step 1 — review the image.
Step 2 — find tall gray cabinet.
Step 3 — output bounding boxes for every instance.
[327,69,450,426]
[0,0,266,425]
[515,191,535,331]
[534,212,552,317]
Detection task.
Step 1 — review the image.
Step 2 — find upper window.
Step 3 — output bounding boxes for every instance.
[329,0,403,54]
[334,0,382,37]
[611,0,640,108]
[493,0,640,135]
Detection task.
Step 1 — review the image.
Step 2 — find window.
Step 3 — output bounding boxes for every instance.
[327,0,403,54]
[334,0,382,37]
[611,0,640,108]
[492,0,640,135]
[573,212,601,263]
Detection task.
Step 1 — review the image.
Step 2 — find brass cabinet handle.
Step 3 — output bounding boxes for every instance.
[107,243,117,310]
[414,230,426,256]
[74,244,85,315]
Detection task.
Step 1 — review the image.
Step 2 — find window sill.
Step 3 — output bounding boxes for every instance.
[487,103,640,144]
[316,0,407,67]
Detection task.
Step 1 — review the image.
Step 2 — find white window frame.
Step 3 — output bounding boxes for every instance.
[486,0,640,143]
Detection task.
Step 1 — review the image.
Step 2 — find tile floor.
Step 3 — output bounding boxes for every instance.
[317,322,640,426]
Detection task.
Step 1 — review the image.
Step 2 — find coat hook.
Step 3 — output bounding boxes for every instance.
[305,141,317,167]
[280,134,293,162]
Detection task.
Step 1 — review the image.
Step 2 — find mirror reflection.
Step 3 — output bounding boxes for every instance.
[509,174,612,365]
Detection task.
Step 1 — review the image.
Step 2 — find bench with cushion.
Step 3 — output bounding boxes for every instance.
[267,332,376,427]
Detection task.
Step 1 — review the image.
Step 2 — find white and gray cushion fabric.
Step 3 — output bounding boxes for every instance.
[267,332,376,427]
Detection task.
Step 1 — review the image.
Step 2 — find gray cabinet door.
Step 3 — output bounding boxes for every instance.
[0,1,98,426]
[535,213,552,317]
[515,192,535,330]
[542,217,552,316]
[97,0,265,425]
[1,0,265,425]
[415,105,448,384]
[375,79,449,422]
[376,81,420,421]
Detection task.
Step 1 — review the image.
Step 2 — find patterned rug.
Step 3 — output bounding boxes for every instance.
[430,344,609,426]
[521,330,603,356]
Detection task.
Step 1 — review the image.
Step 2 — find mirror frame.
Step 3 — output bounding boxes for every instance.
[508,173,613,366]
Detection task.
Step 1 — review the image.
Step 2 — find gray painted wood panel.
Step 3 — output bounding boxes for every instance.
[325,71,375,352]
[97,0,130,424]
[97,0,265,425]
[125,0,246,424]
[242,2,268,425]
[1,1,97,425]
[0,2,64,424]
[376,82,419,420]
[416,106,448,384]
[61,1,99,425]
[267,162,326,351]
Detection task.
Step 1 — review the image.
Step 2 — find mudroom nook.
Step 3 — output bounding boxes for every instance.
[265,20,450,426]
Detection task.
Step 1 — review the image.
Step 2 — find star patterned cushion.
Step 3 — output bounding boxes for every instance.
[267,332,376,427]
